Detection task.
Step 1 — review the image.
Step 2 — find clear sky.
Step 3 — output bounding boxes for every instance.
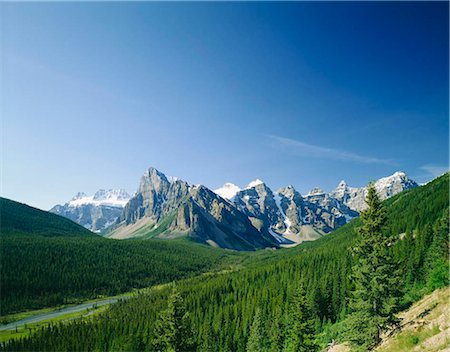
[2,1,449,210]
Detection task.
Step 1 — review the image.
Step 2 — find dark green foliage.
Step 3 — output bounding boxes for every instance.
[283,282,318,352]
[152,287,195,352]
[0,236,237,315]
[246,309,266,352]
[344,184,401,350]
[425,216,449,291]
[0,197,93,237]
[1,174,448,351]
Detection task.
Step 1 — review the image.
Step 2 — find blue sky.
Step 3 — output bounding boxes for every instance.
[2,2,448,210]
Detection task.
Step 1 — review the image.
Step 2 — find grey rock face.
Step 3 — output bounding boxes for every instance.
[221,171,416,243]
[331,171,418,212]
[56,167,417,248]
[233,182,355,239]
[234,183,285,232]
[50,189,131,232]
[275,185,304,234]
[111,168,275,250]
[120,168,190,225]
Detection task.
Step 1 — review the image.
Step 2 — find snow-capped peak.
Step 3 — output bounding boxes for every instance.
[307,187,324,196]
[373,171,417,197]
[246,179,264,189]
[213,182,242,200]
[67,189,131,208]
[375,171,413,189]
[71,192,87,201]
[337,180,347,189]
[167,176,179,183]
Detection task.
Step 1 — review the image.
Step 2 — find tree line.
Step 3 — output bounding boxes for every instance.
[1,173,448,351]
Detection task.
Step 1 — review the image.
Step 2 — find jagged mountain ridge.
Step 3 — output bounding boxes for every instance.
[51,168,417,249]
[50,189,131,232]
[330,171,418,212]
[216,171,417,243]
[107,168,276,250]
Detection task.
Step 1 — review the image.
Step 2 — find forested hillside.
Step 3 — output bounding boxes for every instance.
[3,173,448,351]
[0,197,93,237]
[1,237,242,315]
[1,198,253,315]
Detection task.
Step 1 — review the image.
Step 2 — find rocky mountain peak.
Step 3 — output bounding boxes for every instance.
[277,185,299,199]
[307,187,325,196]
[246,179,264,189]
[93,189,130,201]
[50,189,131,233]
[374,171,418,199]
[213,182,241,200]
[337,180,347,189]
[72,192,87,201]
[139,167,170,194]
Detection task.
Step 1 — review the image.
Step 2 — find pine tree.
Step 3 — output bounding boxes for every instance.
[200,323,213,352]
[269,308,283,352]
[246,308,266,352]
[345,184,401,350]
[283,282,318,352]
[425,215,449,291]
[152,287,195,352]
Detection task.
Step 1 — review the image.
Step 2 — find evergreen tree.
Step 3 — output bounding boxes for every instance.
[345,184,401,350]
[283,282,318,352]
[269,309,283,352]
[152,287,195,352]
[246,308,266,352]
[200,323,213,352]
[425,215,449,291]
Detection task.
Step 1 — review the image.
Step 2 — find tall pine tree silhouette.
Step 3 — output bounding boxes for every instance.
[152,286,195,352]
[345,183,401,350]
[283,282,318,352]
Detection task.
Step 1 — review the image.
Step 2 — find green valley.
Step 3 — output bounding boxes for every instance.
[1,174,448,351]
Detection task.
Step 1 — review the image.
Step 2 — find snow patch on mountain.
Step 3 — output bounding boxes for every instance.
[307,187,325,196]
[67,189,130,208]
[273,192,292,234]
[213,182,241,200]
[246,179,264,189]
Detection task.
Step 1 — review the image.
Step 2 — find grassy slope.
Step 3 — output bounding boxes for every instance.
[0,197,93,237]
[329,287,450,352]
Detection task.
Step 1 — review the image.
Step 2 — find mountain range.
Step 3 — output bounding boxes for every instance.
[50,167,417,249]
[50,189,131,232]
[213,170,417,243]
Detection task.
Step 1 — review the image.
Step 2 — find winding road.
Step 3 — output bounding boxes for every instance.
[0,296,132,331]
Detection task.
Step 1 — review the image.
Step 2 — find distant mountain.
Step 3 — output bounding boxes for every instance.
[49,168,418,249]
[1,197,94,237]
[50,189,131,232]
[216,171,417,244]
[213,182,241,200]
[230,181,356,243]
[107,168,275,250]
[330,171,418,212]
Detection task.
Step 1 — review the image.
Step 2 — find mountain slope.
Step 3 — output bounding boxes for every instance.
[1,173,447,350]
[0,197,94,237]
[0,174,449,351]
[328,287,450,352]
[331,171,418,212]
[217,171,416,244]
[50,189,130,232]
[108,168,276,250]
